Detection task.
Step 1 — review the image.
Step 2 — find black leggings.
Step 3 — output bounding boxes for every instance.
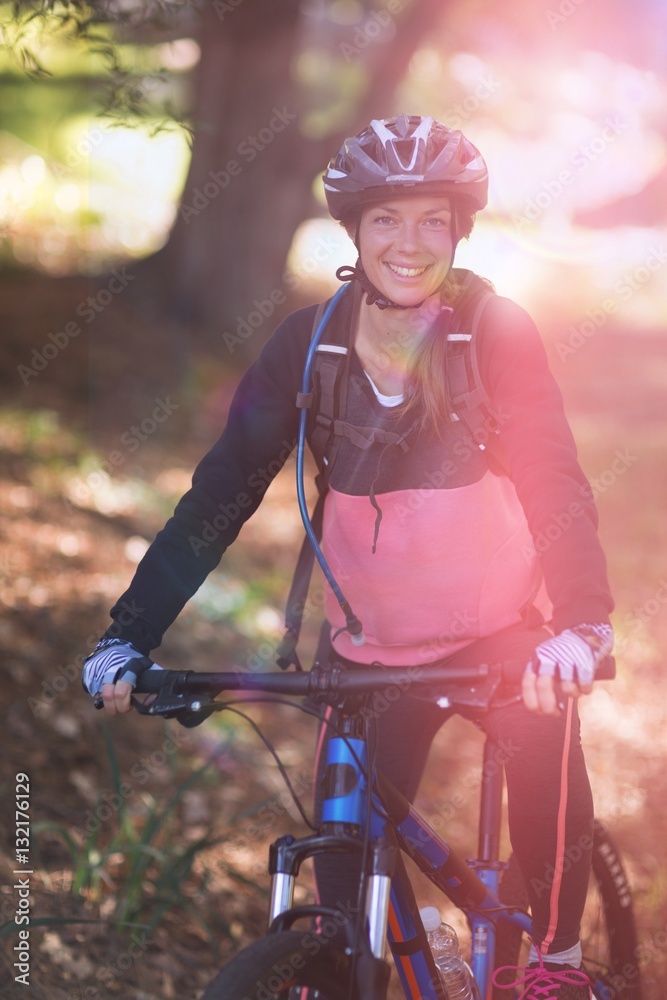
[312,625,594,954]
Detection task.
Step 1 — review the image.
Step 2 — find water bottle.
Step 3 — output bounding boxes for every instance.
[420,906,473,1000]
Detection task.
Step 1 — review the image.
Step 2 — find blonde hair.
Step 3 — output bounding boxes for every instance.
[344,198,484,435]
[396,271,464,437]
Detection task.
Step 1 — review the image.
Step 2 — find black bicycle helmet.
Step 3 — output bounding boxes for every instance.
[323,114,488,222]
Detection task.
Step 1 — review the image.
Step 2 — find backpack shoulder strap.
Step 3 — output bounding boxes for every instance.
[296,296,354,490]
[447,290,509,474]
[279,287,506,668]
[278,298,351,669]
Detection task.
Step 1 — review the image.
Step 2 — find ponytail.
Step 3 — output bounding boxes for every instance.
[397,271,463,436]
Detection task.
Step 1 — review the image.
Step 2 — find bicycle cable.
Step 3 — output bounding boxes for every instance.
[184,693,526,994]
[218,703,319,832]
[201,695,380,784]
[295,282,366,646]
[205,694,388,835]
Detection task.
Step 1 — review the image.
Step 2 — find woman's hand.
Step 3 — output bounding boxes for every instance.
[83,638,157,715]
[522,624,613,716]
[99,679,134,715]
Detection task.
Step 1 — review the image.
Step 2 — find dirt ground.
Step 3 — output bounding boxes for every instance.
[1,271,666,998]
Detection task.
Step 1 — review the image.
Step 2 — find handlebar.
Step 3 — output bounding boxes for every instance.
[135,661,498,696]
[126,654,616,725]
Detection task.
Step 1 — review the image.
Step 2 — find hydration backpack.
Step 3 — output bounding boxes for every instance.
[277,283,505,669]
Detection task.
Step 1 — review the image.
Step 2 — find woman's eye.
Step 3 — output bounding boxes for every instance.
[372,215,395,225]
[424,217,449,228]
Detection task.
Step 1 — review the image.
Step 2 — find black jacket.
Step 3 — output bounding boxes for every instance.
[104,271,613,655]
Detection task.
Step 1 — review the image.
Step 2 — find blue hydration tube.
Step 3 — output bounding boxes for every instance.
[296,283,365,645]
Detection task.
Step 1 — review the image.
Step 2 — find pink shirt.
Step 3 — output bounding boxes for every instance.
[322,471,552,665]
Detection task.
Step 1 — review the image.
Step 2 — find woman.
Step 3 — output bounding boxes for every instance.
[84,116,613,998]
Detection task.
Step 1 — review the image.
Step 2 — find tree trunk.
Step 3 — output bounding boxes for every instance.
[153,0,314,345]
[139,0,447,358]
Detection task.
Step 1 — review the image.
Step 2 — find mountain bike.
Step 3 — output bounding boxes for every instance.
[128,655,642,1000]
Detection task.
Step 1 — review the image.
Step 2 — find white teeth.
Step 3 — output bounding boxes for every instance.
[386,264,427,277]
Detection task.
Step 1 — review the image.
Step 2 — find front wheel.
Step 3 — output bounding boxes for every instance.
[585,819,642,998]
[200,930,353,1000]
[492,820,642,1000]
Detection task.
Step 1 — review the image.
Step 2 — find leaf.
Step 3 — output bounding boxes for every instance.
[0,916,105,939]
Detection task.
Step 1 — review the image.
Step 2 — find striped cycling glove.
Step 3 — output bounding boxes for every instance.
[82,638,163,696]
[529,624,614,688]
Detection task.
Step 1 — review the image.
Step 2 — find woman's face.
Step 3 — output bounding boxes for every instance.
[357,196,454,308]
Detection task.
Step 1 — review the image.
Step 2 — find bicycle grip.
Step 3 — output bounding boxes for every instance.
[91,658,165,709]
[501,653,616,687]
[134,665,170,693]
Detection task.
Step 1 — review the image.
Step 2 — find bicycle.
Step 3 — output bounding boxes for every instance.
[126,654,642,1000]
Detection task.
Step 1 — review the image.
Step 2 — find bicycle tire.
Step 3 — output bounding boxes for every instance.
[491,820,642,999]
[586,819,642,998]
[200,930,353,1000]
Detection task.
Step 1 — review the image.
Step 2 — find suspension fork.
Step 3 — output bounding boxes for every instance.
[267,718,396,998]
[269,715,397,959]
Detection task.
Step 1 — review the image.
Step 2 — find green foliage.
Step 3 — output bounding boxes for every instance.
[29,720,234,940]
[0,0,194,136]
[0,407,81,471]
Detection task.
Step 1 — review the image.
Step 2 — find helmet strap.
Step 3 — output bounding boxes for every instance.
[335,258,413,310]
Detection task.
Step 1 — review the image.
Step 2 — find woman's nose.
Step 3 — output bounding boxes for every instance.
[394,222,421,253]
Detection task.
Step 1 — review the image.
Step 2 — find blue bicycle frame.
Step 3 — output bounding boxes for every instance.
[268,722,531,1000]
[132,662,624,999]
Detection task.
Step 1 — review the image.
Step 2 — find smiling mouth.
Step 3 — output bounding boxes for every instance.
[385,263,429,278]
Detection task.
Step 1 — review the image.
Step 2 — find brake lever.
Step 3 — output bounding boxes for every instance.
[130,670,216,727]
